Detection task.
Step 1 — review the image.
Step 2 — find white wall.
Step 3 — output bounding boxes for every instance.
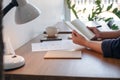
[3,0,65,50]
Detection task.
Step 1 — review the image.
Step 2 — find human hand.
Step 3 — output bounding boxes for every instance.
[87,27,101,39]
[72,30,88,46]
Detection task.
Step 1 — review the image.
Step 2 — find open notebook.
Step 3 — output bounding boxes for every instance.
[65,19,95,40]
[44,50,82,59]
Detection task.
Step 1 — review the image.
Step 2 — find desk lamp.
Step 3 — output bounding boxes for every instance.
[3,0,40,70]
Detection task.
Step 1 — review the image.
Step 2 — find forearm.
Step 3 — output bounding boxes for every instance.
[100,30,120,39]
[84,41,103,54]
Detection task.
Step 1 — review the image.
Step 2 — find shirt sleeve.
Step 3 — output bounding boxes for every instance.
[102,37,120,59]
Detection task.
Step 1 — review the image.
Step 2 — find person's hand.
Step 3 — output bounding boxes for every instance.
[87,27,101,39]
[72,30,88,46]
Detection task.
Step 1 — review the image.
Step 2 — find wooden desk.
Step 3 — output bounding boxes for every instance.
[4,34,120,80]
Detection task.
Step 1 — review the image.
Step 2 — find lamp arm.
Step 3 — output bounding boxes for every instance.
[3,0,18,17]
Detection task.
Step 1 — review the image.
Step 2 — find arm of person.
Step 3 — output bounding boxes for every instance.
[102,37,120,58]
[72,30,103,54]
[72,30,120,58]
[100,30,120,39]
[88,27,120,39]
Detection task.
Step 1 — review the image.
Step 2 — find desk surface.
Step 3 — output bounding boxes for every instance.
[5,34,120,80]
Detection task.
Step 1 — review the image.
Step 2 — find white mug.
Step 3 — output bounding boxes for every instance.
[46,26,58,38]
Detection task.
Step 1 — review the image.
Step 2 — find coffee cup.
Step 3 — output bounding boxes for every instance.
[46,26,58,38]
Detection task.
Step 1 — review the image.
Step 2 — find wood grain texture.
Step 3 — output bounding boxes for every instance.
[4,34,120,80]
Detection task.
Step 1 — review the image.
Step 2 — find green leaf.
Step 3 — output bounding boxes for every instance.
[104,17,113,22]
[116,11,120,18]
[66,0,71,9]
[91,12,96,18]
[72,9,79,19]
[110,24,119,30]
[88,14,93,21]
[106,3,113,11]
[72,4,75,8]
[95,0,101,5]
[112,8,118,13]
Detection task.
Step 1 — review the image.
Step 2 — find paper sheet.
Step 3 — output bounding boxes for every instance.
[31,40,84,51]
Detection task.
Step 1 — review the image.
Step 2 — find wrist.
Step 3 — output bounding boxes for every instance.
[99,32,103,38]
[84,40,90,47]
[95,32,102,38]
[96,32,103,40]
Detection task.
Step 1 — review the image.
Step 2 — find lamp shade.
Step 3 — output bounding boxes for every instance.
[15,0,40,24]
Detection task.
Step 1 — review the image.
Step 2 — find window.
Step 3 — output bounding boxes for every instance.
[70,0,119,21]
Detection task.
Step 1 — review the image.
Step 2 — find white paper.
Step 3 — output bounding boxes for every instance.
[31,40,84,51]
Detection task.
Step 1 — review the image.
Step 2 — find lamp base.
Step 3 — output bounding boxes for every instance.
[4,55,25,70]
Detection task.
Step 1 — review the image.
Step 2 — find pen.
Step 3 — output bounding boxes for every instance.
[96,25,102,28]
[40,38,62,42]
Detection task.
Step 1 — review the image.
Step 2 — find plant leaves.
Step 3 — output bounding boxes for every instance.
[67,0,71,9]
[72,4,75,8]
[106,3,113,11]
[112,8,118,13]
[105,17,113,22]
[110,24,119,30]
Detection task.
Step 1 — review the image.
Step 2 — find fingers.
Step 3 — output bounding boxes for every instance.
[87,27,101,39]
[87,27,100,33]
[72,30,81,37]
[72,30,77,37]
[87,26,97,31]
[72,30,85,39]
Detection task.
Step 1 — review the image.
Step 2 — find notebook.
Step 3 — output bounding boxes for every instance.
[44,50,82,59]
[65,19,95,40]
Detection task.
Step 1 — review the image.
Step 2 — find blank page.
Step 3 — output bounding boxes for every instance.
[44,50,82,59]
[71,19,95,40]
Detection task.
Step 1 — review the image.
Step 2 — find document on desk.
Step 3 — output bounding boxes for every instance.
[31,40,84,51]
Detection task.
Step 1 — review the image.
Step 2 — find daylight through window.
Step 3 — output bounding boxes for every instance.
[70,0,120,21]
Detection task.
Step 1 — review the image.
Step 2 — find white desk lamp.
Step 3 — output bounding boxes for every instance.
[3,0,40,70]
